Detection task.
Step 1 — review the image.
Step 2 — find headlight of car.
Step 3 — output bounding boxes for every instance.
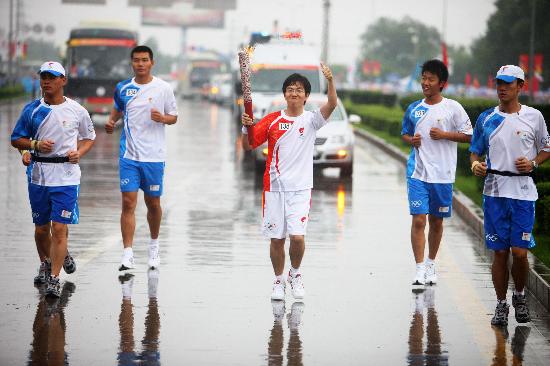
[329,135,346,144]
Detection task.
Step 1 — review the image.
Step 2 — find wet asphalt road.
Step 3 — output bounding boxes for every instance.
[1,98,550,365]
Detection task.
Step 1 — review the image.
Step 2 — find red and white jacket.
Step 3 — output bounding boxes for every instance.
[247,109,327,192]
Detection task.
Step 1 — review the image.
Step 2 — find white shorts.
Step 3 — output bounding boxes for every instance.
[262,189,312,239]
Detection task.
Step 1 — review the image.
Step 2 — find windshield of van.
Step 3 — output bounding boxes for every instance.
[251,69,321,93]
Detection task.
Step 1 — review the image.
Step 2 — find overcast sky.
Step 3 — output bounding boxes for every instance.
[0,0,496,65]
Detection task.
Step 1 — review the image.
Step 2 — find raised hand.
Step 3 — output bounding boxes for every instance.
[320,62,333,81]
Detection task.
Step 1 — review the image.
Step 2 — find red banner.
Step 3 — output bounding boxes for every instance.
[441,42,448,67]
[519,54,544,92]
[362,60,381,76]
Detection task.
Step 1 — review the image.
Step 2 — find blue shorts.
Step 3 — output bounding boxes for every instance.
[407,177,453,217]
[119,158,165,197]
[28,184,79,225]
[483,195,536,250]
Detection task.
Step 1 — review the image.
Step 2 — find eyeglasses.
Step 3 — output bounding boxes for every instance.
[285,87,305,94]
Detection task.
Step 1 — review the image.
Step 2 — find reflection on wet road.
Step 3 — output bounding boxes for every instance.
[1,99,550,365]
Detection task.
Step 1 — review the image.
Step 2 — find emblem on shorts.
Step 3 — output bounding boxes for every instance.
[265,222,277,231]
[300,216,307,225]
[410,200,422,208]
[61,210,72,219]
[438,206,449,213]
[32,212,40,218]
[279,122,291,131]
[485,233,498,242]
[120,178,130,186]
[149,185,160,191]
[522,232,531,241]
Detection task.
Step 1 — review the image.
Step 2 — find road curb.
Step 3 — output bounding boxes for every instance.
[354,127,550,311]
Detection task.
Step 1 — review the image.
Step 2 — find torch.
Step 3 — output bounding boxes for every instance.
[238,46,254,121]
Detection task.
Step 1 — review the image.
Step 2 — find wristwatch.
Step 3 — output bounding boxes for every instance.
[531,160,539,170]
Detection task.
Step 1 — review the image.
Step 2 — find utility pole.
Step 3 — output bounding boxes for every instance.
[442,0,447,43]
[321,0,330,63]
[528,0,536,103]
[8,0,14,84]
[15,0,22,82]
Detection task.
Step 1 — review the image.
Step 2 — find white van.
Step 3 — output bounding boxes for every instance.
[246,37,325,120]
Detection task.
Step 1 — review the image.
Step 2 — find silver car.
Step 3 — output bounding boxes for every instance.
[253,95,360,177]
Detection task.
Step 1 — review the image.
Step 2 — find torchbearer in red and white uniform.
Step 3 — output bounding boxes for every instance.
[241,64,337,301]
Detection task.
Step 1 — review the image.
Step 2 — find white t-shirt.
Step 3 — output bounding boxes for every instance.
[10,97,96,186]
[247,109,328,191]
[114,76,178,162]
[401,98,473,183]
[470,105,550,201]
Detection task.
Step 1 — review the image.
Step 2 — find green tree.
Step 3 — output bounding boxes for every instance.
[25,38,61,62]
[470,0,550,88]
[358,17,442,79]
[447,45,472,84]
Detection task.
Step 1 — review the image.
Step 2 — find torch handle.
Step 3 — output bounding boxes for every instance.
[244,101,253,121]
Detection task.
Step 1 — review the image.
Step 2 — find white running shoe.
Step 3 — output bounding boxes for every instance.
[271,279,286,301]
[287,302,305,330]
[148,245,160,269]
[412,267,426,286]
[288,272,305,299]
[119,251,135,271]
[425,263,437,285]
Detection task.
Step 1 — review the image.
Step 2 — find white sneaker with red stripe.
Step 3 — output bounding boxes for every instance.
[271,279,286,301]
[288,271,305,299]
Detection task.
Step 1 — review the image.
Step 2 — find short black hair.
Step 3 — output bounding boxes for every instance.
[421,59,448,91]
[282,73,311,95]
[131,45,154,60]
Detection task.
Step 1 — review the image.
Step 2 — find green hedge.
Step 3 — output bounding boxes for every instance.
[346,99,550,237]
[0,85,25,100]
[345,102,403,137]
[536,182,550,233]
[399,93,550,128]
[339,89,397,107]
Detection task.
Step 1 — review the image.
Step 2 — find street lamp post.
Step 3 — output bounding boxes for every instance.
[321,0,330,63]
[528,0,536,103]
[8,0,14,85]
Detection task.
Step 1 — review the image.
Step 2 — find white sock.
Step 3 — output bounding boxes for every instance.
[498,299,507,305]
[123,247,133,256]
[290,266,300,276]
[276,275,284,282]
[416,263,425,272]
[514,289,525,296]
[425,258,435,267]
[150,239,159,247]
